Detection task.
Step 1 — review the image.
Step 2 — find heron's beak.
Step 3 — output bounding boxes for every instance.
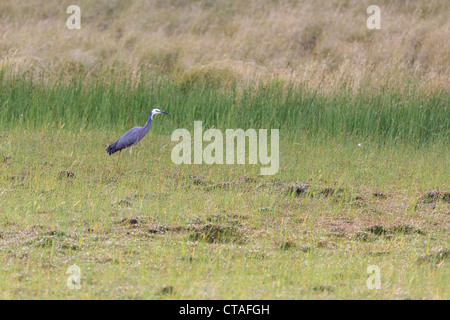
[159,111,169,115]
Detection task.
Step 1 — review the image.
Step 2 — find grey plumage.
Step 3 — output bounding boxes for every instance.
[106,108,168,155]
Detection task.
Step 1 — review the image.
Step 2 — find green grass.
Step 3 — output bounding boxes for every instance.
[0,72,448,299]
[1,70,448,144]
[0,128,448,299]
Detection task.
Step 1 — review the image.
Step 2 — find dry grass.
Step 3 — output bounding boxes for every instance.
[0,0,449,91]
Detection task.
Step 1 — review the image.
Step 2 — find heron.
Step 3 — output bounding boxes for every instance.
[106,108,168,157]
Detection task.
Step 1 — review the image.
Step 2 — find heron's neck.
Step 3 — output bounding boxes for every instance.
[143,113,153,133]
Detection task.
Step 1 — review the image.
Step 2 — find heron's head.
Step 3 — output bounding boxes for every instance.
[150,108,169,117]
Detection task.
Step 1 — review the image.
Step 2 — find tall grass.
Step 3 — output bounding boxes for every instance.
[1,0,449,91]
[1,70,448,145]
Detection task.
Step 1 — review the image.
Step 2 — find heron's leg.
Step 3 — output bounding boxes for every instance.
[117,150,121,166]
[130,147,133,155]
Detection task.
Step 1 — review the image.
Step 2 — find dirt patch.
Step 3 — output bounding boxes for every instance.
[187,175,249,191]
[205,182,231,191]
[418,248,449,264]
[148,225,187,234]
[421,191,450,204]
[9,175,26,186]
[286,183,310,196]
[285,183,357,201]
[317,239,337,249]
[366,224,426,236]
[188,224,246,244]
[236,176,257,184]
[372,192,387,199]
[28,230,78,250]
[369,251,391,256]
[313,285,334,293]
[206,214,228,223]
[159,285,174,295]
[47,230,67,237]
[118,199,132,207]
[59,170,75,179]
[189,175,207,186]
[319,187,345,198]
[279,240,296,250]
[188,217,203,224]
[354,231,375,242]
[205,214,244,226]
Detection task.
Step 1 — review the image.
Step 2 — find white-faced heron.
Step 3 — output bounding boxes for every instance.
[106,108,168,156]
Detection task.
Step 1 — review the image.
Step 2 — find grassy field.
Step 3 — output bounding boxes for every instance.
[0,0,449,299]
[0,130,449,299]
[0,76,449,299]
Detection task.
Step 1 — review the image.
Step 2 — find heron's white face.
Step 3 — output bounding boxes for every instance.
[151,108,169,116]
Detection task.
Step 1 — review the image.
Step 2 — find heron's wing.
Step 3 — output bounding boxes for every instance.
[115,127,142,150]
